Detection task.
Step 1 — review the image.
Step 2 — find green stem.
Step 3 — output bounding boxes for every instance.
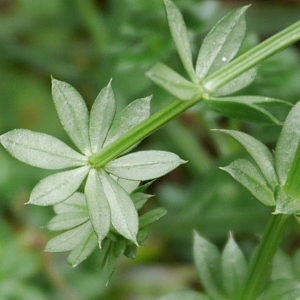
[238,214,290,300]
[89,98,200,168]
[203,20,300,93]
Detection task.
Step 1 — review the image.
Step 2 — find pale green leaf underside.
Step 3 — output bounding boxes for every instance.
[196,6,248,79]
[216,129,278,190]
[67,231,98,267]
[52,78,91,156]
[146,63,201,100]
[85,169,111,245]
[116,178,140,193]
[100,170,138,244]
[106,150,185,181]
[104,96,151,147]
[54,192,87,214]
[274,185,300,215]
[221,233,247,297]
[0,129,87,170]
[193,231,227,300]
[28,166,90,206]
[221,159,275,206]
[45,221,92,252]
[275,100,300,186]
[213,67,257,96]
[89,80,116,153]
[46,212,89,231]
[164,0,197,82]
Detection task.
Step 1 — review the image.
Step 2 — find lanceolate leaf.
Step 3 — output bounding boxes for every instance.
[68,231,98,267]
[0,129,87,170]
[100,170,138,244]
[89,80,116,153]
[54,192,87,214]
[106,150,185,181]
[85,169,111,245]
[194,231,227,300]
[196,6,249,79]
[116,178,140,193]
[213,67,258,96]
[221,159,275,206]
[221,233,247,298]
[146,63,201,100]
[215,130,278,190]
[205,96,288,125]
[139,207,167,228]
[275,100,300,198]
[46,212,89,231]
[104,96,151,147]
[131,192,152,211]
[164,0,197,82]
[45,221,92,252]
[28,166,90,206]
[51,78,91,156]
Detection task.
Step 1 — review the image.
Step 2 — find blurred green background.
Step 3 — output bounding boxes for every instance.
[1,0,300,299]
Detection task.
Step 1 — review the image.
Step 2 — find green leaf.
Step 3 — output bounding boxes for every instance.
[105,150,185,181]
[53,192,87,214]
[137,228,149,244]
[67,231,98,267]
[116,178,140,193]
[0,129,87,170]
[28,166,90,206]
[258,279,300,300]
[146,63,201,100]
[274,185,300,214]
[89,80,116,153]
[205,96,288,125]
[46,212,89,231]
[221,233,247,298]
[100,170,139,244]
[139,207,167,228]
[194,231,227,300]
[164,0,197,82]
[124,244,137,259]
[45,221,92,252]
[158,290,209,300]
[85,169,111,246]
[221,159,275,206]
[196,6,249,79]
[213,67,258,96]
[215,130,278,190]
[104,96,151,147]
[271,250,294,281]
[275,100,300,199]
[51,78,91,156]
[131,192,152,211]
[112,237,127,258]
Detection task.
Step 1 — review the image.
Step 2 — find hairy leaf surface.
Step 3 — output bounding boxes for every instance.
[0,129,87,169]
[52,78,91,155]
[106,150,185,181]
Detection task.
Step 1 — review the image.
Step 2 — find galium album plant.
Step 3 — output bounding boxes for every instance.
[2,0,300,298]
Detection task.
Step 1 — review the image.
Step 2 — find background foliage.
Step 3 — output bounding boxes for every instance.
[1,0,300,299]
